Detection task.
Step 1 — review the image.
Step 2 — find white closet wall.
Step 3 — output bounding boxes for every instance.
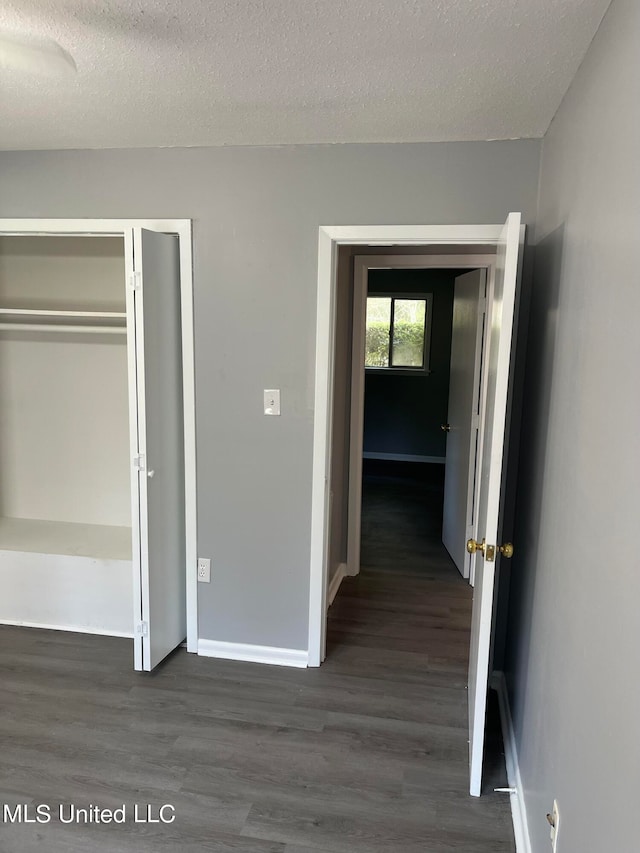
[0,235,127,310]
[0,334,131,525]
[0,236,131,525]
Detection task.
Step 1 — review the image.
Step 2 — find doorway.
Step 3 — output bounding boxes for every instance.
[309,218,524,796]
[346,255,494,590]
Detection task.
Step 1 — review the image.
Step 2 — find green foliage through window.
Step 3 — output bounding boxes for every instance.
[365,295,431,370]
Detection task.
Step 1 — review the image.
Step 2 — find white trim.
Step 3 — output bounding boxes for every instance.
[176,227,198,654]
[352,254,497,268]
[0,619,133,639]
[308,228,337,666]
[346,258,367,578]
[319,225,503,244]
[309,229,505,669]
[0,218,198,658]
[0,218,189,235]
[492,671,532,853]
[327,562,347,607]
[466,268,491,587]
[198,639,308,668]
[132,227,151,670]
[363,452,446,464]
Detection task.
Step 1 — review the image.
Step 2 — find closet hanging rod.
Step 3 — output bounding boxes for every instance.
[0,308,126,319]
[0,323,126,334]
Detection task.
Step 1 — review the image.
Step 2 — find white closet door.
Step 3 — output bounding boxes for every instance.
[468,212,523,795]
[132,228,186,671]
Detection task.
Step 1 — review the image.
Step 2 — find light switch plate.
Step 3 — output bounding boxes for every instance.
[264,389,281,416]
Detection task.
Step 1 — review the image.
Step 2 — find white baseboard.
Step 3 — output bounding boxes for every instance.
[492,671,532,853]
[0,618,133,639]
[363,452,445,464]
[327,562,347,609]
[198,639,308,668]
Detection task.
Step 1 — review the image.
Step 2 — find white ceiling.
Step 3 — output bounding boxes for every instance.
[0,0,611,151]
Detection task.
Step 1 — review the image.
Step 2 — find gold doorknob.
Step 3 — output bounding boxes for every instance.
[441,424,451,432]
[466,537,486,555]
[499,542,514,558]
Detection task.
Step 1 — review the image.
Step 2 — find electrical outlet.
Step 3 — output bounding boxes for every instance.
[197,557,211,583]
[548,799,560,852]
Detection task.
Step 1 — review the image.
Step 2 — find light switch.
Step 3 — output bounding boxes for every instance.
[264,389,281,416]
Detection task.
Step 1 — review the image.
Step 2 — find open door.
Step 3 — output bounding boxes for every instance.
[467,213,523,795]
[132,228,186,671]
[442,268,486,578]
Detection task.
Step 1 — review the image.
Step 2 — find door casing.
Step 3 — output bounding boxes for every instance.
[0,218,198,655]
[309,224,507,668]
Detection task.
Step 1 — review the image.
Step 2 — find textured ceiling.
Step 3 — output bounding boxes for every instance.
[0,0,611,151]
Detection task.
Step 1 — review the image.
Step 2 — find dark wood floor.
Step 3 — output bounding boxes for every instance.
[0,463,513,852]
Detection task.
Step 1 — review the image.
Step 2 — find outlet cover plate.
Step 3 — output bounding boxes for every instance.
[197,557,211,583]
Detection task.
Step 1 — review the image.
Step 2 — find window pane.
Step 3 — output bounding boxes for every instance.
[365,297,391,367]
[391,298,426,367]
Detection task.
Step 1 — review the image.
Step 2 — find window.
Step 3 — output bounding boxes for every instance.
[364,294,432,372]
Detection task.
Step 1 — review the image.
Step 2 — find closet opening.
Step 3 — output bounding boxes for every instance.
[0,235,133,635]
[0,221,197,672]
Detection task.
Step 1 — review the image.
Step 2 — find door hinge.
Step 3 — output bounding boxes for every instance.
[478,296,487,313]
[471,413,480,430]
[135,621,148,637]
[129,271,142,291]
[133,453,146,472]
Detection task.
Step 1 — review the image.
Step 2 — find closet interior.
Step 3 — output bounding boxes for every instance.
[0,235,134,636]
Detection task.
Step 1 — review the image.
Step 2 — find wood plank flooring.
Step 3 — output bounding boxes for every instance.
[0,463,514,852]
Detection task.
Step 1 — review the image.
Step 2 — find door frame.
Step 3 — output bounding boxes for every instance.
[347,255,495,586]
[0,218,198,654]
[309,224,506,667]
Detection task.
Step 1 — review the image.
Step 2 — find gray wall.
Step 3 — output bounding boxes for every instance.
[0,140,540,650]
[505,0,640,849]
[364,269,459,459]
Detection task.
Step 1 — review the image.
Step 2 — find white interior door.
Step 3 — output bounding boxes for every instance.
[132,228,186,671]
[442,269,486,578]
[468,213,523,796]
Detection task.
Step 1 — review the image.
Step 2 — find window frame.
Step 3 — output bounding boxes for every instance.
[364,291,433,375]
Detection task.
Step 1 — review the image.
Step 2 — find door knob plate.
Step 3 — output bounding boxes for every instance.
[467,538,514,562]
[466,537,495,561]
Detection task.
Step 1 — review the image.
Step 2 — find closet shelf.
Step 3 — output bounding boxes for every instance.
[0,517,132,561]
[0,323,126,334]
[0,308,126,318]
[0,308,127,334]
